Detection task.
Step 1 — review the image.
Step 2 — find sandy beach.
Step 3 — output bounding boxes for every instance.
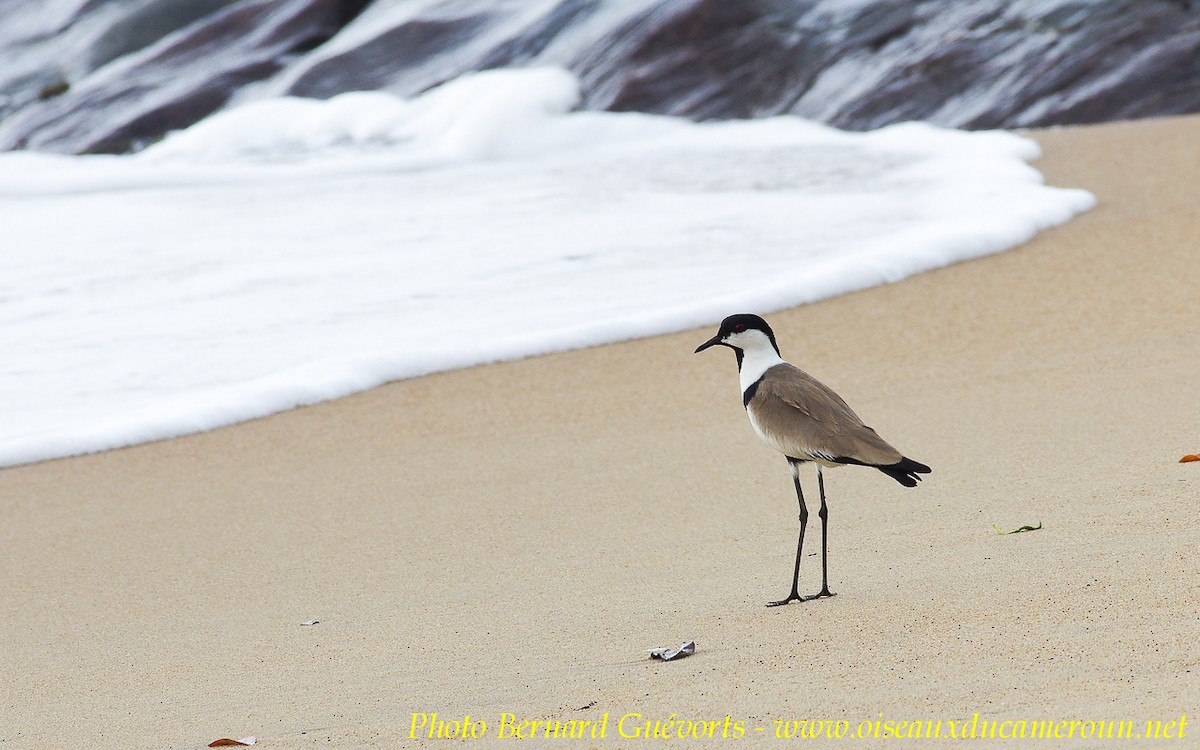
[2,114,1198,749]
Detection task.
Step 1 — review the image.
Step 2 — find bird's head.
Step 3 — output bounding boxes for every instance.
[694,314,781,360]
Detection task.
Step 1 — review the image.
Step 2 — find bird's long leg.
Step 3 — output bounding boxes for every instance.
[806,465,836,600]
[768,459,808,607]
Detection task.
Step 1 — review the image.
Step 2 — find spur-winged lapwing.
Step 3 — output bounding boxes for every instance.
[695,313,930,606]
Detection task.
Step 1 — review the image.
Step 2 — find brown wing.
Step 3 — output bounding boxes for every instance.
[750,363,903,466]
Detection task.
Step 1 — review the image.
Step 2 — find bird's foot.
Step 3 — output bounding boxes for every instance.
[766,592,804,607]
[767,590,837,606]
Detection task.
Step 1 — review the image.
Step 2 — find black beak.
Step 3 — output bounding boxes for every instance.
[694,334,723,353]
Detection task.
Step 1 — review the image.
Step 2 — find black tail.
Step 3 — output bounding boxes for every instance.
[877,457,931,487]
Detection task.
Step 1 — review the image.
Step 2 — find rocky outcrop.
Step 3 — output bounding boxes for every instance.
[0,0,371,152]
[1,0,1198,154]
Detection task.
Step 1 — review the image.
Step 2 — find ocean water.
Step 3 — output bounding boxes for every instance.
[0,68,1094,468]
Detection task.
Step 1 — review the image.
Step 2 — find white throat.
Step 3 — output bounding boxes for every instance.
[731,331,785,394]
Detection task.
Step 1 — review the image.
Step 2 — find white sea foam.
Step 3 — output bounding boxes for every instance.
[0,67,1094,467]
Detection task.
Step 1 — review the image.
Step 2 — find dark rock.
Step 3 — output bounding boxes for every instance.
[77,0,246,75]
[0,0,371,153]
[0,0,240,122]
[1,0,1199,154]
[572,0,798,119]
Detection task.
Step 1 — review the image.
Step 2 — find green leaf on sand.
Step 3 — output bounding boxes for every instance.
[994,521,1043,535]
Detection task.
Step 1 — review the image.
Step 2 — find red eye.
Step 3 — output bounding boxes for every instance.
[733,323,747,333]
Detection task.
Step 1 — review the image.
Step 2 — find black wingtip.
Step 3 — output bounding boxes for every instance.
[878,457,931,487]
